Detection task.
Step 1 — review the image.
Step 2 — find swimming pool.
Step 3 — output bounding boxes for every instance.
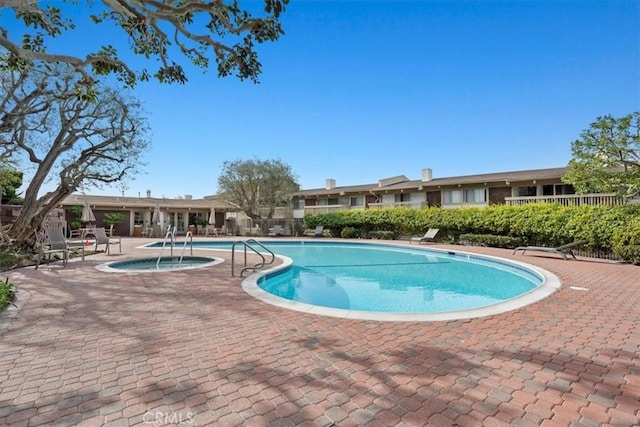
[145,240,560,321]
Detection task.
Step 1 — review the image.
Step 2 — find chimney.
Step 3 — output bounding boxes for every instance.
[146,190,151,198]
[422,168,433,182]
[325,179,336,190]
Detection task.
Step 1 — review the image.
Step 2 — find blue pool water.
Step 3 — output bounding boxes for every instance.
[148,241,544,314]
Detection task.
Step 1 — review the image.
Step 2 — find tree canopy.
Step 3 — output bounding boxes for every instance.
[0,0,289,86]
[563,112,640,198]
[217,159,299,219]
[0,166,23,205]
[0,64,150,251]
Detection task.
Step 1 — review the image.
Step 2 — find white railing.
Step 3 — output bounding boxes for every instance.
[303,205,350,215]
[505,193,623,207]
[367,201,428,210]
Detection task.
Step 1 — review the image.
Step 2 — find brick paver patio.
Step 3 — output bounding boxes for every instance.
[0,238,638,426]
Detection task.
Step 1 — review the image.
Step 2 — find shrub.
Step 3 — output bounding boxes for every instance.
[0,277,16,310]
[611,213,640,264]
[458,234,525,249]
[369,230,397,240]
[341,227,358,239]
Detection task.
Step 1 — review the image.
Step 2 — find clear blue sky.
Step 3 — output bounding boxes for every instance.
[13,1,640,198]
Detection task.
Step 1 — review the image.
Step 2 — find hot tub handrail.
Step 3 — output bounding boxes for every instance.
[156,225,176,269]
[231,239,275,277]
[178,231,193,266]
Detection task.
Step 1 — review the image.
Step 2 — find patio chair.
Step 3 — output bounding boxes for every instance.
[95,227,121,254]
[304,225,324,237]
[410,228,439,244]
[35,228,69,269]
[268,225,284,237]
[512,239,589,260]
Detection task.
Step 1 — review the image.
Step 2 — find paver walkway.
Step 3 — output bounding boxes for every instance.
[0,238,638,426]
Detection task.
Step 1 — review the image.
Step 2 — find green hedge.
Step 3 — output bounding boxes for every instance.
[458,234,525,249]
[305,204,640,263]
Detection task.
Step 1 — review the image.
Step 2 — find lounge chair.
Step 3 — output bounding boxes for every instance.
[305,225,324,237]
[512,239,588,260]
[410,228,439,244]
[35,228,70,269]
[95,227,121,254]
[268,225,284,237]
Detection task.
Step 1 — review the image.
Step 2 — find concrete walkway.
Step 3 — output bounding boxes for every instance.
[0,238,638,426]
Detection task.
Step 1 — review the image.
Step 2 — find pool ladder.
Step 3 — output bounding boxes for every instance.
[231,239,275,277]
[156,225,194,269]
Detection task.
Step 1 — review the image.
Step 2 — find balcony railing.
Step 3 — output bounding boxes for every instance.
[367,201,428,210]
[303,204,351,215]
[505,193,623,206]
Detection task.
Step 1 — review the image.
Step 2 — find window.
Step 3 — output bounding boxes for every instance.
[543,184,576,196]
[292,199,304,210]
[555,184,575,195]
[464,189,487,204]
[443,190,462,205]
[350,196,364,207]
[518,186,537,197]
[134,211,145,225]
[394,193,411,203]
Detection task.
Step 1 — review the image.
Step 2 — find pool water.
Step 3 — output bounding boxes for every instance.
[257,243,541,313]
[149,241,546,314]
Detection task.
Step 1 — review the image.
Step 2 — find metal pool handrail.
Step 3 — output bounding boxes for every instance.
[231,239,275,277]
[178,231,194,266]
[156,225,176,269]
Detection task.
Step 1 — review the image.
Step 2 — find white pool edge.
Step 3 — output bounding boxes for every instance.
[241,245,562,322]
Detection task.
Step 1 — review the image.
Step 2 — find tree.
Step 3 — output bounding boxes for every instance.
[217,159,299,219]
[0,64,150,251]
[0,0,288,87]
[563,112,640,198]
[0,166,22,205]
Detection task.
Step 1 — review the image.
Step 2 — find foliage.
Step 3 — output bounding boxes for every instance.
[369,230,398,240]
[193,216,209,227]
[306,204,640,262]
[0,166,23,204]
[289,220,306,237]
[611,214,640,264]
[103,212,125,227]
[563,112,640,198]
[0,277,16,310]
[340,227,358,239]
[458,234,525,249]
[217,159,299,219]
[1,0,289,88]
[0,65,150,252]
[67,205,83,231]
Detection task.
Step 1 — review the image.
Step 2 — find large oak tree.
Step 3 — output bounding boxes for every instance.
[1,0,288,86]
[0,65,150,251]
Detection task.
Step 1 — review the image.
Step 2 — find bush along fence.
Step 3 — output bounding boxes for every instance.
[303,204,640,264]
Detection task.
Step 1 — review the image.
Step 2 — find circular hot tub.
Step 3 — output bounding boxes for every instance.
[97,256,222,272]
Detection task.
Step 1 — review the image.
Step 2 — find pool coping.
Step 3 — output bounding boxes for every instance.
[240,241,562,322]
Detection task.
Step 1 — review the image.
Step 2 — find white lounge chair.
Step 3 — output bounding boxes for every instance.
[513,239,588,260]
[410,228,439,244]
[268,225,284,237]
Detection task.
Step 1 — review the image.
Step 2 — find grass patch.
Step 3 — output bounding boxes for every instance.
[0,277,16,310]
